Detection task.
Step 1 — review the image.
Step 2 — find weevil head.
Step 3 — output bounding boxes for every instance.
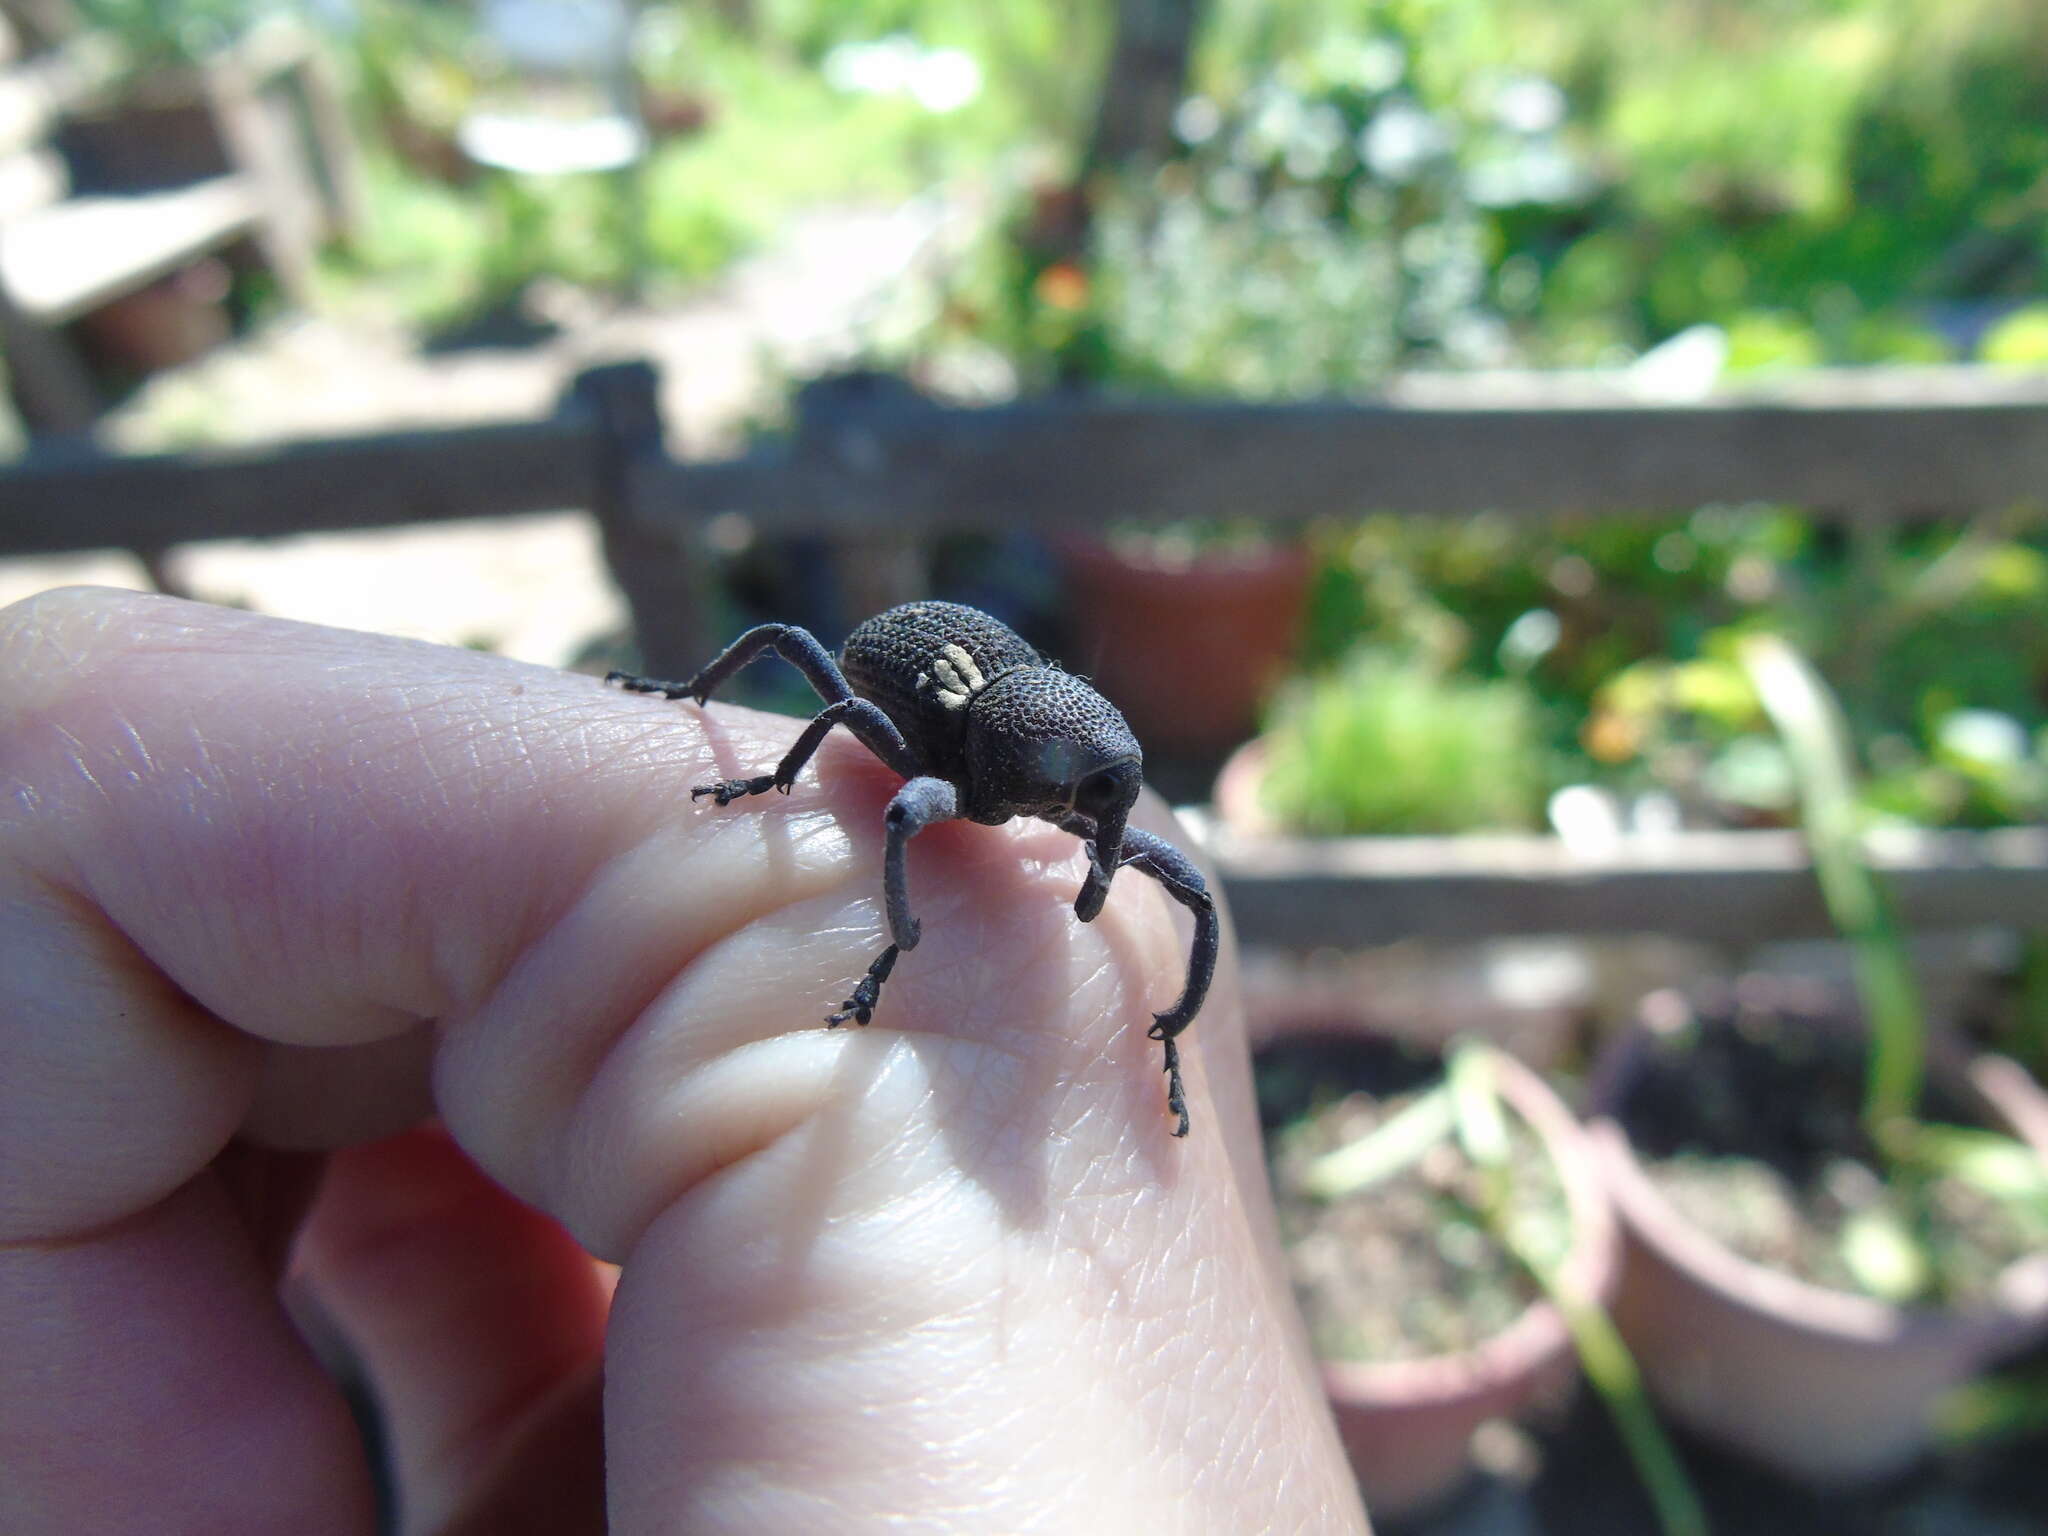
[963,668,1143,859]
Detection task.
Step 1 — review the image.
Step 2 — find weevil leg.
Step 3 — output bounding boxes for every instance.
[825,775,958,1026]
[1118,827,1217,1139]
[827,944,898,1027]
[606,670,698,701]
[692,697,918,804]
[610,622,853,707]
[1116,829,1218,1034]
[1159,1035,1187,1141]
[880,776,958,950]
[613,623,921,797]
[1051,814,1213,1135]
[1073,848,1114,925]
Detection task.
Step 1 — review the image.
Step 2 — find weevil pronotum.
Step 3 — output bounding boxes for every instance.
[608,599,1218,1136]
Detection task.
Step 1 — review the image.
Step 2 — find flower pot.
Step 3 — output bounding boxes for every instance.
[75,261,232,375]
[1258,1018,1621,1519]
[1587,985,2048,1484]
[1056,533,1310,756]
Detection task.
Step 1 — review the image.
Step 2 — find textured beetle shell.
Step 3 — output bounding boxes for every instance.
[840,600,1043,783]
[965,669,1142,822]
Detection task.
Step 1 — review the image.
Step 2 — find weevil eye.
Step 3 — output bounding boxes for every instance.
[1072,759,1140,823]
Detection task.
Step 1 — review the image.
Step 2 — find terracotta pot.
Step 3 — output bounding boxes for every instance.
[1258,1018,1622,1519]
[75,261,232,375]
[1056,534,1310,755]
[1588,990,2048,1484]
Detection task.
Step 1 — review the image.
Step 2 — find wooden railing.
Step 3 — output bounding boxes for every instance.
[8,359,2048,946]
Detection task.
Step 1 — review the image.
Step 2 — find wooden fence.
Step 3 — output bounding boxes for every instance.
[8,359,2048,946]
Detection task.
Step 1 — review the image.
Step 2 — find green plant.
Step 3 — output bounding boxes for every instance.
[73,0,264,69]
[1258,646,1548,835]
[1740,633,2048,1301]
[1743,633,1926,1135]
[1305,1042,1709,1536]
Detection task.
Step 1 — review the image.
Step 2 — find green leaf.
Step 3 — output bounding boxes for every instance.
[1299,1084,1455,1201]
[1448,1042,1510,1169]
[1839,1204,1930,1304]
[1740,633,1925,1130]
[1901,1124,2048,1228]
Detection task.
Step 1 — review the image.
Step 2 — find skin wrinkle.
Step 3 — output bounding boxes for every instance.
[439,797,881,1240]
[0,877,259,1243]
[533,760,1186,1257]
[296,705,574,1019]
[32,713,411,1045]
[622,976,1220,1518]
[411,715,684,1024]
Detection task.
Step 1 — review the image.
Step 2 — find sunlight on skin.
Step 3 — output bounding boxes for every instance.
[0,588,1368,1535]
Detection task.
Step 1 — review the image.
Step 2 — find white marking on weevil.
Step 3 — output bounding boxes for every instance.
[930,643,987,711]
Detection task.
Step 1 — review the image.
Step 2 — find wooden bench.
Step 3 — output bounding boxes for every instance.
[0,13,356,434]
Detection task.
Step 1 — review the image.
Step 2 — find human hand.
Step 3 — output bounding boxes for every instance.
[0,588,1368,1534]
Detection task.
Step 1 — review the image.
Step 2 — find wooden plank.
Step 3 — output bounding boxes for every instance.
[0,413,601,553]
[0,72,48,158]
[0,175,261,321]
[642,368,2048,533]
[1184,819,2048,947]
[0,144,63,218]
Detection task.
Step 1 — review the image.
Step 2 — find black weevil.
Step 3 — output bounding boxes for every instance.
[608,599,1217,1136]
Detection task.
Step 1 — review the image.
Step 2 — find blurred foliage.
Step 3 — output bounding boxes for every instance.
[1303,504,2048,832]
[1258,645,1549,834]
[71,0,275,69]
[920,0,2048,390]
[314,0,1101,329]
[894,0,2048,833]
[1184,0,2048,357]
[65,1,2048,835]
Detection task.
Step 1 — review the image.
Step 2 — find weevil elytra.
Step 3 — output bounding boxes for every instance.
[608,599,1218,1136]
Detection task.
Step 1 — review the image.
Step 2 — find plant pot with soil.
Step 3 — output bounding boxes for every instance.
[1586,635,2048,1484]
[1588,981,2048,1483]
[1258,1021,1626,1521]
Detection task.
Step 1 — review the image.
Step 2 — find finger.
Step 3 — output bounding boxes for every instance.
[600,817,1366,1532]
[1,588,1365,1533]
[0,589,649,1533]
[295,1126,611,1535]
[0,844,376,1530]
[0,1167,375,1531]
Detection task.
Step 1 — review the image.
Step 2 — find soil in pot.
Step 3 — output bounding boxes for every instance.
[1259,1035,1573,1363]
[1614,986,2041,1308]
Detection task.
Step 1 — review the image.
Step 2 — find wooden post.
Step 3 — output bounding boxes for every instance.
[572,360,705,674]
[0,287,99,431]
[790,371,934,634]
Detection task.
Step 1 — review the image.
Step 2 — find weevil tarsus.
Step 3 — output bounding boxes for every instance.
[827,942,900,1027]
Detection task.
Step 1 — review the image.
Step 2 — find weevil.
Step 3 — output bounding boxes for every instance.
[607,599,1218,1136]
